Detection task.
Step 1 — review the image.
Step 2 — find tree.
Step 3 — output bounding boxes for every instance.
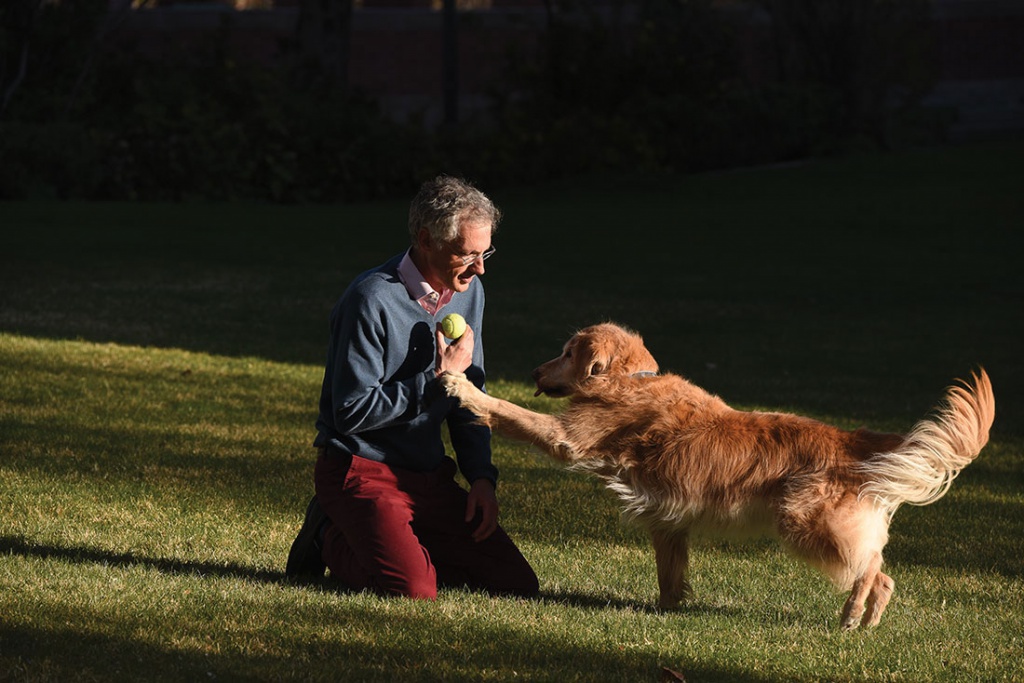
[442,0,458,127]
[1,0,141,120]
[755,0,933,145]
[0,0,43,118]
[295,0,353,93]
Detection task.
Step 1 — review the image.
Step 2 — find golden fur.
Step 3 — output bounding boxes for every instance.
[440,322,995,629]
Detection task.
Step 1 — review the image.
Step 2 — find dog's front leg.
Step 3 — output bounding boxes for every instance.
[439,372,577,461]
[650,527,693,610]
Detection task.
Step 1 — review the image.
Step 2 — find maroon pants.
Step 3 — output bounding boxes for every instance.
[314,449,539,600]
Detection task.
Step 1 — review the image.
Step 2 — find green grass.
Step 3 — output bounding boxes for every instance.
[2,140,1023,681]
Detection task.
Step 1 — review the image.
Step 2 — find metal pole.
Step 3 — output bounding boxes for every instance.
[442,0,458,127]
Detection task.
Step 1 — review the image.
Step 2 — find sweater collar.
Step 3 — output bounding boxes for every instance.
[397,249,454,315]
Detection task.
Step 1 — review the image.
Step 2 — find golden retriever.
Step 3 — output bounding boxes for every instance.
[439,322,995,629]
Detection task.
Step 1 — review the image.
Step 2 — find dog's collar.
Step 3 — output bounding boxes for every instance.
[631,371,658,378]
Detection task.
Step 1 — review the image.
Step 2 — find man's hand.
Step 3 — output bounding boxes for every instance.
[435,323,475,377]
[466,478,498,542]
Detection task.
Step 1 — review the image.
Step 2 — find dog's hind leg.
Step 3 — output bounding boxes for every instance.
[651,527,692,610]
[840,551,883,630]
[813,496,891,630]
[860,571,895,628]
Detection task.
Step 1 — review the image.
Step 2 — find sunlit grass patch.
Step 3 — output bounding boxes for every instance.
[4,332,1022,681]
[3,141,1023,681]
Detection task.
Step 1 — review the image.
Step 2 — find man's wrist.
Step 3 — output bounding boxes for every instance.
[470,476,497,491]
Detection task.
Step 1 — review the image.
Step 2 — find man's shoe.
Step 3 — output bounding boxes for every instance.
[286,496,327,579]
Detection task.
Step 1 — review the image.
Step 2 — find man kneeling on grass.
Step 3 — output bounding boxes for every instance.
[285,175,539,600]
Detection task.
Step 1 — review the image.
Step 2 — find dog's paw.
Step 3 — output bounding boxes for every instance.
[438,371,469,399]
[657,598,685,612]
[438,371,492,420]
[657,583,693,612]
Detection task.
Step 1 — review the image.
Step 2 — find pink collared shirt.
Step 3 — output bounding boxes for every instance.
[397,249,454,316]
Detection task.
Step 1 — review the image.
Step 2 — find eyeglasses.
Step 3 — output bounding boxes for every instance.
[454,244,496,267]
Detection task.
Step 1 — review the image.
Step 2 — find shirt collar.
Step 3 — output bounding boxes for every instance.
[397,249,454,315]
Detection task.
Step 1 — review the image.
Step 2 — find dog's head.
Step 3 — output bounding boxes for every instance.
[532,323,659,398]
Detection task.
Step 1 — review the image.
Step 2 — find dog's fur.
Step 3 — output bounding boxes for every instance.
[440,322,995,629]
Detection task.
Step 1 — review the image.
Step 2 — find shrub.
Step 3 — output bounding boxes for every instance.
[0,0,938,201]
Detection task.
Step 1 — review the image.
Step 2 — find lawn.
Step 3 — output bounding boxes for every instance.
[1,140,1022,682]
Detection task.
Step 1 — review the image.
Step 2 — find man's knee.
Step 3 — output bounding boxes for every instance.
[519,571,540,598]
[501,566,539,599]
[384,575,438,601]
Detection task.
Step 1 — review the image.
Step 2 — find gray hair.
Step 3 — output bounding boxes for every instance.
[408,175,501,246]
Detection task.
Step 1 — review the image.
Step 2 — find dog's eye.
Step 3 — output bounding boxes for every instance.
[564,349,572,359]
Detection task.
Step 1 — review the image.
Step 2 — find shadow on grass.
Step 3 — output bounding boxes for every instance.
[0,534,287,586]
[0,537,787,682]
[537,589,749,622]
[0,533,750,612]
[0,578,783,683]
[537,589,660,614]
[0,618,780,683]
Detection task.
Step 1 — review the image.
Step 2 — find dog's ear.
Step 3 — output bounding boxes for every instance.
[578,334,611,380]
[583,323,657,378]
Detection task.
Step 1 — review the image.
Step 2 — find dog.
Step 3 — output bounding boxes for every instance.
[439,322,995,629]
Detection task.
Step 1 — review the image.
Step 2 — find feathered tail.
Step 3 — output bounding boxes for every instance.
[857,369,995,520]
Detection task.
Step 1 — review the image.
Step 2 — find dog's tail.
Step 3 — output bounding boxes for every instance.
[857,369,994,519]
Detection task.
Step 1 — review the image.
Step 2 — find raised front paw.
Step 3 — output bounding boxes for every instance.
[438,371,469,400]
[438,370,491,420]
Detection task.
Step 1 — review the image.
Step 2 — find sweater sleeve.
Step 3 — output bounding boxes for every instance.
[449,409,498,485]
[446,306,498,486]
[327,292,433,435]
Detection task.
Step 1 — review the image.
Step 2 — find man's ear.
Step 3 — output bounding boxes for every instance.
[415,227,433,252]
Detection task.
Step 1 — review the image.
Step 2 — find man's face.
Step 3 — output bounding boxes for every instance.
[418,218,493,293]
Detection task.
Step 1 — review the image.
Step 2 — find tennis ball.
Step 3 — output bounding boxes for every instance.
[441,313,467,340]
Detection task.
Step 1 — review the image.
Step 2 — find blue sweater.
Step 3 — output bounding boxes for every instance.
[313,252,497,485]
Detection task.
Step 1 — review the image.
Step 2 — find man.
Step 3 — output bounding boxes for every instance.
[285,175,539,600]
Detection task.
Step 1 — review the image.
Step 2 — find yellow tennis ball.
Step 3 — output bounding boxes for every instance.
[441,313,467,340]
